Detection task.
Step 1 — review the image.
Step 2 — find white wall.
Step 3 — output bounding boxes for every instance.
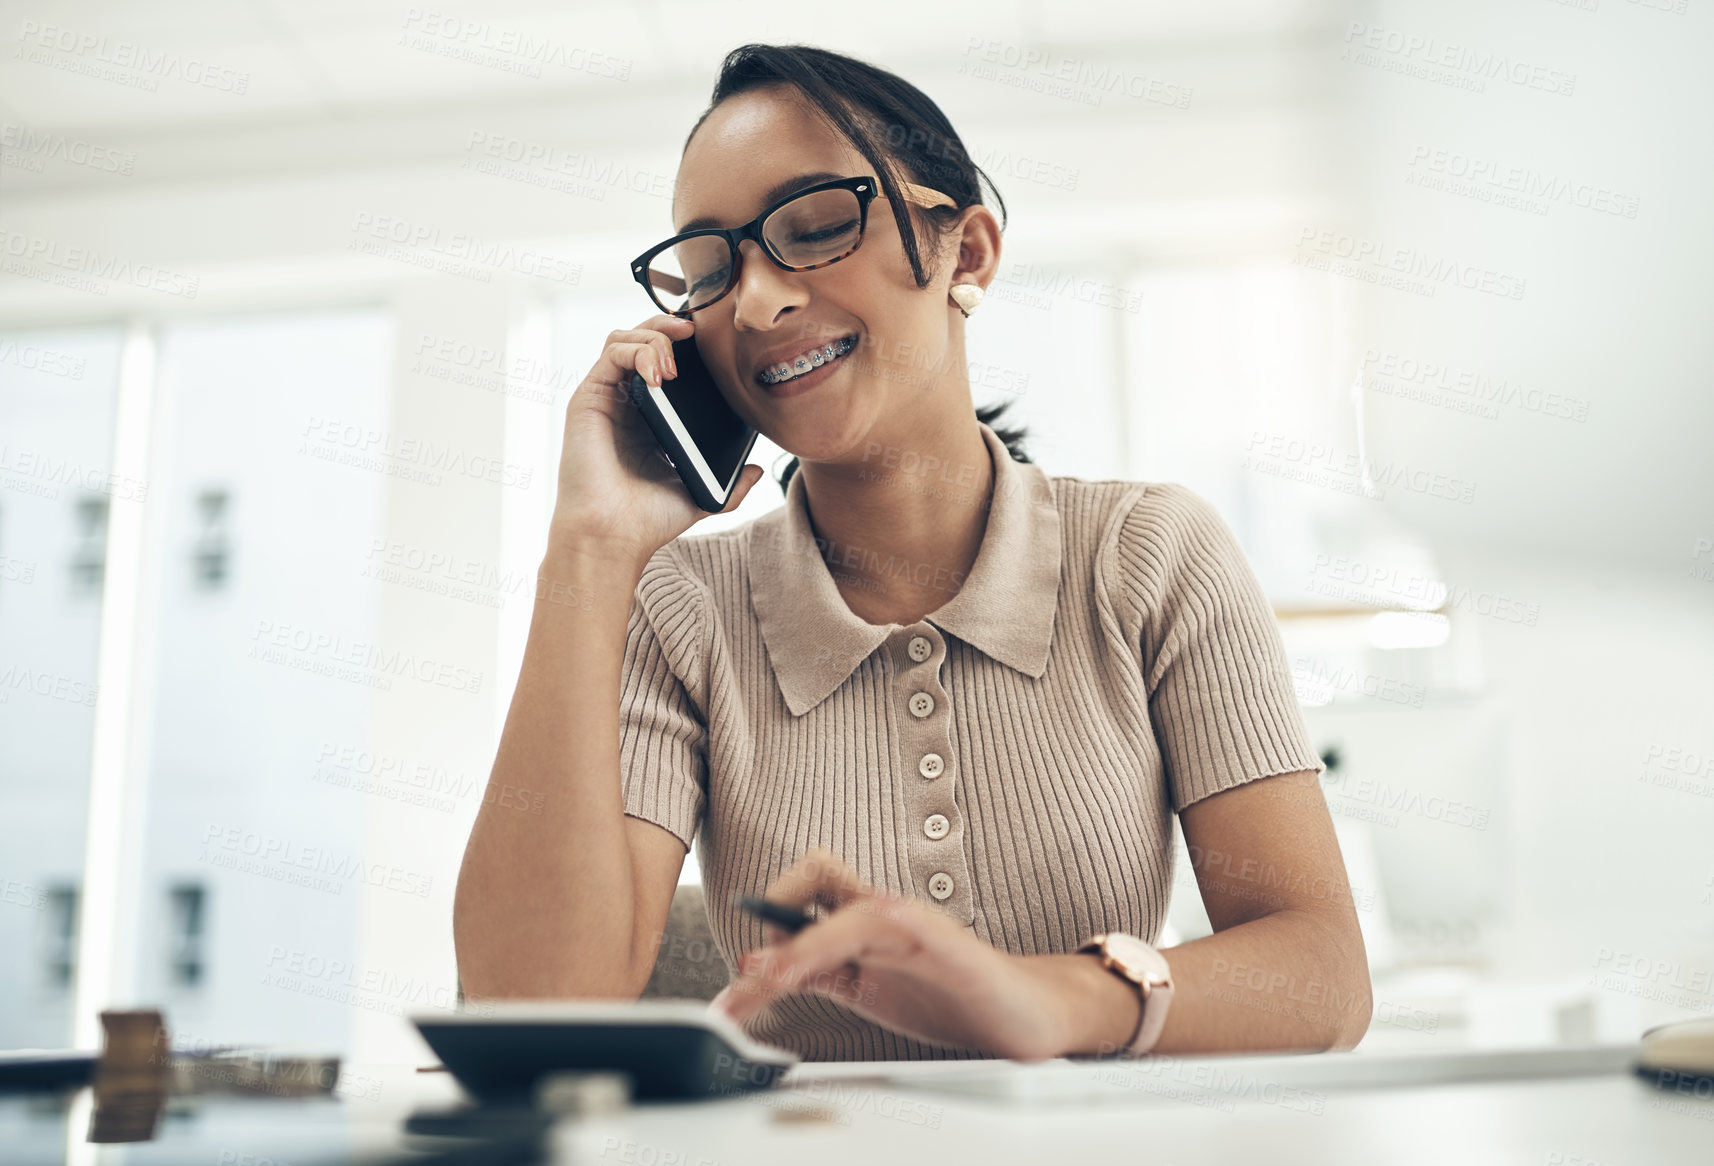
[1333,0,1714,1037]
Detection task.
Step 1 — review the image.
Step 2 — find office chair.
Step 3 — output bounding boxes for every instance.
[454,883,730,1005]
[638,883,730,1002]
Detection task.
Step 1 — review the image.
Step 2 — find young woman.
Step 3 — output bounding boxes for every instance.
[453,44,1371,1062]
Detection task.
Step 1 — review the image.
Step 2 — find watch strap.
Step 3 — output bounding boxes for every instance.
[1077,933,1174,1057]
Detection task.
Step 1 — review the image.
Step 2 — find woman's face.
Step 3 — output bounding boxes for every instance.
[672,86,997,466]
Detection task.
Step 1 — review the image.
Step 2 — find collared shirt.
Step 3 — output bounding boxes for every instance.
[619,420,1324,1060]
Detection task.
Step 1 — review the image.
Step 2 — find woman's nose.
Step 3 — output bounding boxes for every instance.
[729,239,808,330]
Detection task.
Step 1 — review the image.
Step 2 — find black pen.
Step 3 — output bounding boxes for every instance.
[732,894,815,935]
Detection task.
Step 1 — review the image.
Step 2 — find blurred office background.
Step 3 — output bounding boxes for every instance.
[2,0,1711,1063]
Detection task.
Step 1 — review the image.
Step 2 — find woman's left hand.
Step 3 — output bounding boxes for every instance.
[708,848,1068,1061]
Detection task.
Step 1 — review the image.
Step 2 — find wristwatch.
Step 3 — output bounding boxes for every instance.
[1076,932,1175,1057]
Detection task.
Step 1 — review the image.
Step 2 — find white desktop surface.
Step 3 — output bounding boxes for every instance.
[539,1044,1713,1165]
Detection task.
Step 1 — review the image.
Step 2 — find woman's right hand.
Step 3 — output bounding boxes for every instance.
[548,314,765,564]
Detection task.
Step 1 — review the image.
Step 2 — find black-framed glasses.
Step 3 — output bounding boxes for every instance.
[630,175,956,318]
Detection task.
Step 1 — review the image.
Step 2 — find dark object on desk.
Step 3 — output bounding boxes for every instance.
[0,1049,98,1091]
[0,1089,556,1166]
[412,1001,798,1103]
[406,1070,624,1133]
[404,1101,557,1140]
[734,894,816,936]
[1634,1017,1714,1090]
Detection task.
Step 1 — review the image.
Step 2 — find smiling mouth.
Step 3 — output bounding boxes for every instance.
[756,334,859,387]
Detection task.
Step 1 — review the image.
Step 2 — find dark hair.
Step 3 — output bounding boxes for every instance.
[685,43,1030,493]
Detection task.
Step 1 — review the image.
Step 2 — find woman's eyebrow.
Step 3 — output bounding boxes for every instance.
[676,171,846,233]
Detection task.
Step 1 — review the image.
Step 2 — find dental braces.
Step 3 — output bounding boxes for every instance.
[758,334,859,385]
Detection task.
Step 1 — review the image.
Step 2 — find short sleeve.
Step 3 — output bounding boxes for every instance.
[617,549,710,851]
[1118,483,1326,814]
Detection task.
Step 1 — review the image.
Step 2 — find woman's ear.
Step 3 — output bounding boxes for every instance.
[949,205,1003,294]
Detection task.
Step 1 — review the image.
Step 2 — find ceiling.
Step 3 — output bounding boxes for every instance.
[0,0,1340,135]
[3,0,1708,568]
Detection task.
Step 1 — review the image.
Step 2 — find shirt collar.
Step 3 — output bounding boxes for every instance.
[749,420,1062,717]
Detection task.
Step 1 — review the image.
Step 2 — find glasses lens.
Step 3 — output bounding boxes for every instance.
[641,186,864,313]
[645,234,733,313]
[764,188,863,267]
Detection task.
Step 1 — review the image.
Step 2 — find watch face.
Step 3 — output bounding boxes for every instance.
[1104,933,1170,984]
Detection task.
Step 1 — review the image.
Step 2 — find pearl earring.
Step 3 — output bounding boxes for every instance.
[949,282,984,318]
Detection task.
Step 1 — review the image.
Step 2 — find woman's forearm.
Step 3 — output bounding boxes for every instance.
[1040,908,1373,1057]
[452,541,652,1000]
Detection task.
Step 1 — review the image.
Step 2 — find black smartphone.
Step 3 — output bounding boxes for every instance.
[628,335,759,513]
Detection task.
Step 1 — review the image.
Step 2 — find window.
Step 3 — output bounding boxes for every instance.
[43,884,79,990]
[69,496,109,595]
[167,883,208,988]
[191,488,231,590]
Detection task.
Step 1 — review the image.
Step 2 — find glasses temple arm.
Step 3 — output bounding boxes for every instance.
[898,181,957,210]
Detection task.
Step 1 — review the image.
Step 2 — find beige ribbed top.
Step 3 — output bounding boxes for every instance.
[618,420,1324,1061]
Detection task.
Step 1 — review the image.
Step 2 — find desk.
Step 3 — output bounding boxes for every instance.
[554,1046,1712,1165]
[4,1044,1710,1164]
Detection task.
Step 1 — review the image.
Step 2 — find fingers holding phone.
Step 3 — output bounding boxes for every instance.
[550,314,763,560]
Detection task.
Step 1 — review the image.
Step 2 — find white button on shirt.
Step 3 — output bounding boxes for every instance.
[918,753,944,779]
[927,872,954,900]
[907,635,932,662]
[908,691,934,718]
[923,813,949,840]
